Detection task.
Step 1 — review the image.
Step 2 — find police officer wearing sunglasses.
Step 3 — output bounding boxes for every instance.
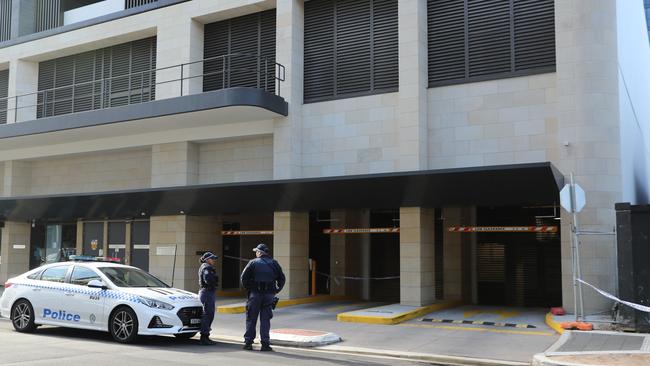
[241,243,285,351]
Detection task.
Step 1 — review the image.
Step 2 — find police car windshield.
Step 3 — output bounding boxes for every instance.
[99,267,169,288]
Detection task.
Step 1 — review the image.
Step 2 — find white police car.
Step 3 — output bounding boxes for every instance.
[0,257,204,343]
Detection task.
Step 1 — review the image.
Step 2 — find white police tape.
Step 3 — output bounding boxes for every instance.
[578,279,650,313]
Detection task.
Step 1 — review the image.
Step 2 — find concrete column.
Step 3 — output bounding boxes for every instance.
[75,220,83,255]
[442,207,462,301]
[124,222,132,266]
[274,211,308,299]
[273,0,303,179]
[0,222,31,283]
[3,160,31,196]
[442,207,474,302]
[10,0,36,39]
[400,207,435,307]
[397,0,428,171]
[329,210,347,296]
[151,141,199,188]
[156,18,204,99]
[555,0,621,313]
[7,60,38,123]
[149,215,219,292]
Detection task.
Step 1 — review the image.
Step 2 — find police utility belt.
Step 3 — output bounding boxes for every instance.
[251,281,276,292]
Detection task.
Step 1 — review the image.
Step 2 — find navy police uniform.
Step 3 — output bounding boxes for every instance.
[198,252,219,345]
[241,243,285,351]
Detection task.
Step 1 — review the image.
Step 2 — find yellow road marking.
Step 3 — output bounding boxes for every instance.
[398,323,554,336]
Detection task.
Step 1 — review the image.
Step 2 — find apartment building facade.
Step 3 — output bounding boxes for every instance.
[0,0,648,315]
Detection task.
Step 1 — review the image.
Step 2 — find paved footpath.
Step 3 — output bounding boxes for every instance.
[0,318,434,366]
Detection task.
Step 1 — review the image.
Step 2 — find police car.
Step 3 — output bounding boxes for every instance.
[0,256,204,343]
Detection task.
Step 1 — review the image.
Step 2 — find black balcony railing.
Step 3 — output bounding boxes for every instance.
[0,53,285,124]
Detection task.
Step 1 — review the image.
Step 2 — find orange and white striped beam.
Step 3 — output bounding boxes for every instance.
[221,230,274,236]
[447,226,558,233]
[323,228,400,234]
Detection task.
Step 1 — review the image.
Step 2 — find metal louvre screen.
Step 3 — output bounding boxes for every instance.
[0,69,8,124]
[35,0,62,33]
[427,0,555,86]
[125,0,157,9]
[0,0,11,42]
[203,10,276,93]
[37,37,157,118]
[304,0,398,103]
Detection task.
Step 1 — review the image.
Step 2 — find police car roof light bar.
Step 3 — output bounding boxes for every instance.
[69,255,122,263]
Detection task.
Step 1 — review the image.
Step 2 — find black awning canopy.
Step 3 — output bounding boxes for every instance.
[0,163,564,222]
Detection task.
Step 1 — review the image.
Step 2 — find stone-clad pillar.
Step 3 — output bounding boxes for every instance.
[3,160,31,196]
[151,142,198,188]
[555,0,621,313]
[273,0,303,179]
[0,222,31,283]
[397,0,428,171]
[274,211,308,299]
[399,207,435,307]
[149,215,219,292]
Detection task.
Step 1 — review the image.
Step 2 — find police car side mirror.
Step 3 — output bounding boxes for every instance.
[87,280,107,290]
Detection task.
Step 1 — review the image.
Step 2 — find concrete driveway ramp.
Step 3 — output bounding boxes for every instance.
[270,329,342,347]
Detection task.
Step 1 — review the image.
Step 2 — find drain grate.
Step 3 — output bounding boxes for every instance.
[420,318,537,329]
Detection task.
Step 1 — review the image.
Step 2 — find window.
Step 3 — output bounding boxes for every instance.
[99,267,168,288]
[37,37,157,118]
[304,0,398,102]
[27,270,43,280]
[70,266,101,286]
[40,265,70,283]
[427,0,555,87]
[203,10,276,93]
[0,0,10,42]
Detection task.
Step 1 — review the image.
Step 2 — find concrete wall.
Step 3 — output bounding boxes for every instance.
[199,136,273,184]
[29,148,151,195]
[301,93,399,177]
[617,0,650,205]
[428,74,557,168]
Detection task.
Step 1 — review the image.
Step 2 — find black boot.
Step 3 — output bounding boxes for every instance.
[260,344,273,352]
[243,343,253,350]
[200,334,217,345]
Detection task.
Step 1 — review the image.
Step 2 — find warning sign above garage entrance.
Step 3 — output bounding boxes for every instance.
[448,226,558,233]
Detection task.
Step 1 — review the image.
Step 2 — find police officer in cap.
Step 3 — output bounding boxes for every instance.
[241,243,285,351]
[198,252,219,345]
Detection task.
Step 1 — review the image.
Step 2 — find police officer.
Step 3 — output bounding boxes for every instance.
[198,252,219,345]
[241,243,285,351]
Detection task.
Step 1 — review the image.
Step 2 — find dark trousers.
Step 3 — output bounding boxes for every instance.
[199,288,216,336]
[244,292,275,345]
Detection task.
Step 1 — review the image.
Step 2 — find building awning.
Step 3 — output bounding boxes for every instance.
[0,162,564,222]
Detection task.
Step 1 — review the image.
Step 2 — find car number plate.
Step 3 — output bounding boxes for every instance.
[190,318,201,324]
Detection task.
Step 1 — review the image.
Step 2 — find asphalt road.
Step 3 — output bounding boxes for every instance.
[0,318,434,366]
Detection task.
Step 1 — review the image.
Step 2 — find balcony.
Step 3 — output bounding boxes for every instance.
[0,53,287,153]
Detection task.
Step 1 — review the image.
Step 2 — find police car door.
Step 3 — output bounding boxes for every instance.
[67,265,105,329]
[34,264,74,325]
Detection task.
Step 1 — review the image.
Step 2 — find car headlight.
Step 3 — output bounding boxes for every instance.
[138,297,175,310]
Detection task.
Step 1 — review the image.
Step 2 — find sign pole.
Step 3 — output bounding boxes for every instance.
[571,173,585,321]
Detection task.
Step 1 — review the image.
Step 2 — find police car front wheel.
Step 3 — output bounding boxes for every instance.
[11,299,36,333]
[109,307,139,343]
